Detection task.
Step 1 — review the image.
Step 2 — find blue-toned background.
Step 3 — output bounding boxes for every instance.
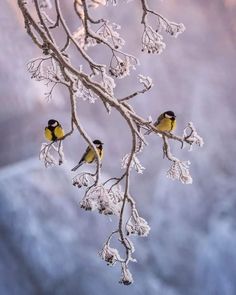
[1,0,236,294]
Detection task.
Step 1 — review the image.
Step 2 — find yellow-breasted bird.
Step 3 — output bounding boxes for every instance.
[71,140,104,171]
[44,119,65,142]
[153,111,176,133]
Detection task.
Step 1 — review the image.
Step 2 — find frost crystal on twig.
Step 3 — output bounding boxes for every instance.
[183,122,204,151]
[162,21,186,38]
[121,154,145,174]
[109,55,136,79]
[102,72,116,95]
[97,22,125,50]
[110,185,124,203]
[142,25,166,54]
[119,263,134,285]
[138,74,153,90]
[100,244,122,266]
[72,173,95,188]
[75,80,98,103]
[80,185,122,215]
[126,209,150,237]
[39,142,64,167]
[167,160,193,184]
[73,26,97,50]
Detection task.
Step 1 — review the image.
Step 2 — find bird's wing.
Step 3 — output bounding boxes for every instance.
[44,127,53,141]
[54,126,64,139]
[71,146,93,171]
[79,146,91,163]
[154,113,163,127]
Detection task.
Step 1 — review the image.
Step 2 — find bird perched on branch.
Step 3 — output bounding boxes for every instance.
[71,140,104,172]
[154,111,176,132]
[146,111,176,134]
[44,119,65,142]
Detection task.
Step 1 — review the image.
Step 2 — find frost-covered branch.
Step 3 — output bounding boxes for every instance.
[18,0,203,285]
[140,0,185,54]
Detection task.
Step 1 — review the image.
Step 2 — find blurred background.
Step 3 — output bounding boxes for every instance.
[1,0,236,294]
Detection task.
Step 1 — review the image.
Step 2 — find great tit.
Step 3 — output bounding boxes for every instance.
[44,119,65,141]
[71,139,104,171]
[153,111,176,133]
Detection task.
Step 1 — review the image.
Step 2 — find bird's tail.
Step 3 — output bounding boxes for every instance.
[71,161,83,172]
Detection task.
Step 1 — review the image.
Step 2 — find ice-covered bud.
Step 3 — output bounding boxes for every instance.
[126,209,150,237]
[80,185,122,215]
[109,55,136,79]
[165,22,185,38]
[119,264,134,285]
[167,160,193,184]
[142,25,166,54]
[80,185,102,211]
[100,244,122,265]
[98,188,122,216]
[72,173,94,188]
[80,185,103,211]
[80,197,97,211]
[96,22,125,49]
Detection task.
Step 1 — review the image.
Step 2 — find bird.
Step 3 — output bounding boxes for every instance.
[153,110,176,132]
[71,139,104,171]
[146,111,176,134]
[44,119,65,142]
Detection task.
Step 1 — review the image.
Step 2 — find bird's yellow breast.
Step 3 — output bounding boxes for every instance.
[54,126,64,139]
[155,118,176,132]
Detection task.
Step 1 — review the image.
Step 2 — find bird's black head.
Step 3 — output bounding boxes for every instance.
[164,111,176,119]
[48,119,59,127]
[93,139,103,146]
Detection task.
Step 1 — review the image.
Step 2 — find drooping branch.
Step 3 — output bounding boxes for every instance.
[18,0,203,285]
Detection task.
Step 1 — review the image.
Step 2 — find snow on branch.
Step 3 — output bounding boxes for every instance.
[39,141,64,167]
[140,0,185,54]
[17,0,202,285]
